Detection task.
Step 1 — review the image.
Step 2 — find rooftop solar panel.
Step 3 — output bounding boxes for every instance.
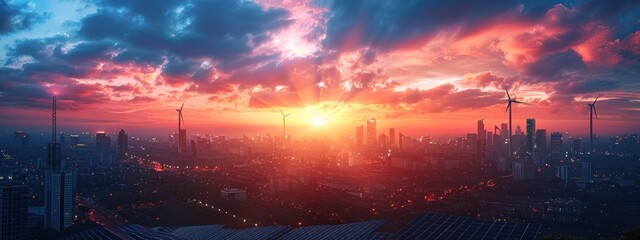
[230,225,293,240]
[363,232,393,240]
[62,226,122,240]
[169,225,243,240]
[390,213,541,240]
[280,220,386,240]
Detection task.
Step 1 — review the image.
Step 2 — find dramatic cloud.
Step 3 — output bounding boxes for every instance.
[0,0,49,35]
[0,0,639,135]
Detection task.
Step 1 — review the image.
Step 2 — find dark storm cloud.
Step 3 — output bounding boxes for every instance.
[0,83,51,108]
[554,79,620,95]
[113,49,165,66]
[0,0,50,35]
[324,0,518,51]
[522,50,585,80]
[79,0,292,61]
[0,82,111,110]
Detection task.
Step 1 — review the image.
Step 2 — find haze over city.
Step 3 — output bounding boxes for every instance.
[1,0,640,240]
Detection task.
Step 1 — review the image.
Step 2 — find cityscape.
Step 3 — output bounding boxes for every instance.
[1,0,640,240]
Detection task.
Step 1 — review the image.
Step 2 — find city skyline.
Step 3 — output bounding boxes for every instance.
[0,0,639,136]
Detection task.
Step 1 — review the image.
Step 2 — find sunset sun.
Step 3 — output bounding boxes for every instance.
[312,117,326,127]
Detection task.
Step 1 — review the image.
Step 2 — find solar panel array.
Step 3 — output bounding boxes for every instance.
[64,212,541,240]
[363,231,394,240]
[280,220,386,240]
[63,226,122,240]
[115,224,186,240]
[390,213,541,240]
[230,225,293,240]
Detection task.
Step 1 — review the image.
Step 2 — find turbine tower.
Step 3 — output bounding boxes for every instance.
[279,109,293,138]
[588,96,599,153]
[177,103,184,133]
[504,85,525,160]
[52,95,56,143]
[177,103,186,154]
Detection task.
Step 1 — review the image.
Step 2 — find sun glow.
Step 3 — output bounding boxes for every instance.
[313,117,326,127]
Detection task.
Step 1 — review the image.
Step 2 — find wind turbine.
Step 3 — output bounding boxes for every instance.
[588,96,599,153]
[504,85,525,160]
[177,103,184,133]
[279,109,293,138]
[177,103,185,153]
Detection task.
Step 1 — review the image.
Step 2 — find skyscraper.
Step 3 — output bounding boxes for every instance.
[535,129,547,153]
[45,96,74,232]
[179,129,187,154]
[389,128,396,147]
[477,119,486,141]
[117,129,128,156]
[367,118,377,146]
[500,123,509,140]
[95,131,110,150]
[526,118,535,153]
[477,120,486,162]
[550,132,563,160]
[0,183,28,240]
[355,125,364,146]
[572,138,582,153]
[378,134,389,148]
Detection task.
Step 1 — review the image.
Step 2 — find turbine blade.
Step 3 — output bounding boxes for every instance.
[180,103,184,111]
[593,106,598,120]
[513,100,527,104]
[503,85,511,100]
[279,108,284,116]
[593,95,599,105]
[504,102,511,114]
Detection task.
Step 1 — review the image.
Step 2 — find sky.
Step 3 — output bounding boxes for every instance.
[0,0,639,138]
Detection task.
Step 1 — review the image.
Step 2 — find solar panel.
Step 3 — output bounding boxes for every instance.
[279,220,385,240]
[63,212,540,240]
[115,224,186,240]
[230,225,293,240]
[390,213,541,240]
[169,225,243,240]
[62,226,122,240]
[363,232,393,240]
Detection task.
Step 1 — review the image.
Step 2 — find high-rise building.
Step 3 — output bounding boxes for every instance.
[69,134,80,147]
[117,129,128,156]
[366,118,377,146]
[572,138,582,153]
[466,133,477,152]
[399,133,404,150]
[179,129,187,154]
[44,171,73,231]
[550,132,563,160]
[581,162,592,181]
[535,129,547,153]
[389,128,396,147]
[191,139,197,157]
[477,120,486,141]
[45,96,74,232]
[95,131,110,150]
[13,131,29,147]
[0,183,28,240]
[526,118,536,153]
[378,134,389,148]
[513,160,535,181]
[477,120,486,162]
[355,125,364,146]
[500,123,509,140]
